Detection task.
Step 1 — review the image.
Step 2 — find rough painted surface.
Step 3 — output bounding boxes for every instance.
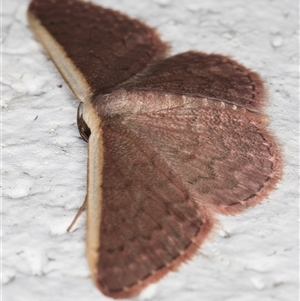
[2,0,298,301]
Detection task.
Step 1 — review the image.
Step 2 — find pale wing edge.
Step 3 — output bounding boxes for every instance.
[27,11,93,102]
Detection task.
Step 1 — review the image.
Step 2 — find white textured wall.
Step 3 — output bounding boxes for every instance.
[2,0,298,300]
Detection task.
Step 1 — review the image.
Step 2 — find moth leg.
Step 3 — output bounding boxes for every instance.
[77,102,91,142]
[67,196,87,232]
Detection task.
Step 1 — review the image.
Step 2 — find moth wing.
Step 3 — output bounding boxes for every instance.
[117,89,282,215]
[27,0,167,101]
[86,118,213,298]
[122,51,266,109]
[87,88,281,298]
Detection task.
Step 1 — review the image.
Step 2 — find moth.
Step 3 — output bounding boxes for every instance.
[27,0,282,299]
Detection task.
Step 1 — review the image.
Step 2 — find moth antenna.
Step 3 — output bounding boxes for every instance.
[67,196,87,232]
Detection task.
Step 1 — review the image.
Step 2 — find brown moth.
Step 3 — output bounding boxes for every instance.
[27,0,282,299]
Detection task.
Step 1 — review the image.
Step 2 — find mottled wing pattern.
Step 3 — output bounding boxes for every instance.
[122,51,265,109]
[95,120,213,297]
[120,93,281,215]
[28,0,167,100]
[92,78,281,298]
[92,49,282,295]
